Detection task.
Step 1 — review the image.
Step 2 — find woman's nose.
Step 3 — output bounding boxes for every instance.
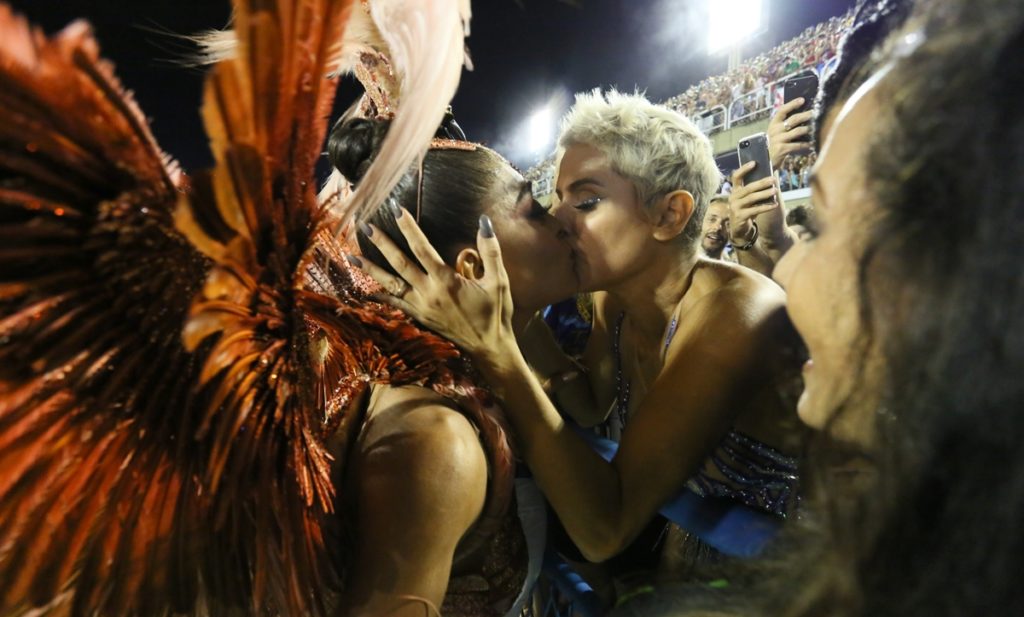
[550,200,576,233]
[546,204,573,239]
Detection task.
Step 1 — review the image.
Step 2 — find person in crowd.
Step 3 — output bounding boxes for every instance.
[761,0,1024,613]
[330,117,586,615]
[785,205,816,242]
[353,90,806,604]
[778,162,791,192]
[701,194,777,276]
[0,2,581,615]
[700,195,733,260]
[726,0,908,274]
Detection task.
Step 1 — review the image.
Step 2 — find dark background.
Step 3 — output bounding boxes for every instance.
[9,0,855,172]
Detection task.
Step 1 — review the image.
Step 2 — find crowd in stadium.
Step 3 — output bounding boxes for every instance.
[665,11,854,130]
[527,13,849,196]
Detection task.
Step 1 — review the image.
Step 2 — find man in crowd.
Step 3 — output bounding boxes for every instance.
[700,195,733,260]
[701,193,776,275]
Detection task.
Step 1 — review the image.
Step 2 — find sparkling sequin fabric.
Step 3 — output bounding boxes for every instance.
[685,429,799,517]
[609,311,799,518]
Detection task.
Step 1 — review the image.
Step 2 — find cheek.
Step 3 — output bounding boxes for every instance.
[578,207,641,254]
[493,226,552,280]
[787,238,867,429]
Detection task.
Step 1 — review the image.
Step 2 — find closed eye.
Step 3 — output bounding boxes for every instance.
[572,197,601,211]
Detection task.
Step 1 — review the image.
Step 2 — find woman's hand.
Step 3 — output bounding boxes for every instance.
[767,97,814,169]
[350,209,515,362]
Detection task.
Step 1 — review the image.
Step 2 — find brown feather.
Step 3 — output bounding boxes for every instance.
[0,2,522,615]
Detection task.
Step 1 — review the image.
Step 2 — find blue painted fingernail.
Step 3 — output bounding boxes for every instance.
[358,222,373,238]
[479,215,494,238]
[346,254,363,268]
[387,198,403,219]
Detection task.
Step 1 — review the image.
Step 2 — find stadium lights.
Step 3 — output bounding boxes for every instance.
[527,105,555,154]
[708,0,767,55]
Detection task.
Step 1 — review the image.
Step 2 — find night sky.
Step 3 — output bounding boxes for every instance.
[10,0,855,172]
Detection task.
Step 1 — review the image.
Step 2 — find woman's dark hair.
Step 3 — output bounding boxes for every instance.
[765,1,1024,615]
[813,0,912,148]
[327,116,505,275]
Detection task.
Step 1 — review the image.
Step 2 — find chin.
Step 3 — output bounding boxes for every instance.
[796,387,828,431]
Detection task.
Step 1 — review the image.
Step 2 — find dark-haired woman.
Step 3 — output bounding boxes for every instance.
[759,0,1024,612]
[326,118,578,616]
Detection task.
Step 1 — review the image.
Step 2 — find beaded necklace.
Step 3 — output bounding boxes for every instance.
[612,311,679,432]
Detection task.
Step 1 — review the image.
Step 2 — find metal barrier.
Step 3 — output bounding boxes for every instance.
[689,69,814,136]
[694,104,727,134]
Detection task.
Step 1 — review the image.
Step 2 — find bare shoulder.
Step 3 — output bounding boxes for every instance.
[343,385,489,610]
[357,385,487,495]
[668,261,790,367]
[687,260,785,328]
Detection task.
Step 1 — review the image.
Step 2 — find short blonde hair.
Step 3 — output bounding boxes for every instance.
[557,89,722,246]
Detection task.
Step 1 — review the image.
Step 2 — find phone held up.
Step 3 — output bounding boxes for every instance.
[782,71,819,115]
[737,133,773,184]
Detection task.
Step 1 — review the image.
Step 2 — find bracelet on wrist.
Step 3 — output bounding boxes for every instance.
[732,221,759,251]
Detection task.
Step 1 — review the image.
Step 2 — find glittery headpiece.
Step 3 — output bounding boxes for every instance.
[412,110,482,222]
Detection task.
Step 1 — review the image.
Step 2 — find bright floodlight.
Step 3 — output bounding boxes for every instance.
[527,106,554,153]
[708,0,765,54]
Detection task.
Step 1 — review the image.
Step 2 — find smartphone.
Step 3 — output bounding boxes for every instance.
[737,133,773,183]
[783,71,819,115]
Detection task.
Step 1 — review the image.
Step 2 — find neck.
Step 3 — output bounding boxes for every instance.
[606,246,698,345]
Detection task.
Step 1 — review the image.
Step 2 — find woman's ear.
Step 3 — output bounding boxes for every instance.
[455,247,485,280]
[652,190,695,242]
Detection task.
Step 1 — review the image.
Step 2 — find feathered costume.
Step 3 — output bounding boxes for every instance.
[0,0,523,615]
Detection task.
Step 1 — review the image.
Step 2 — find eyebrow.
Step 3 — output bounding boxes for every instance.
[555,177,604,200]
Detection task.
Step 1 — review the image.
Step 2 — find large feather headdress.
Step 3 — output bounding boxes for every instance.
[0,1,507,615]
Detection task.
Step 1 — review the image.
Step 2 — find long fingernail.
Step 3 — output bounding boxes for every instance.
[358,222,373,238]
[346,254,363,268]
[387,198,403,219]
[479,215,494,238]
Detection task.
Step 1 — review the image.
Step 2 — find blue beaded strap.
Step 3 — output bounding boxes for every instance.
[612,312,679,429]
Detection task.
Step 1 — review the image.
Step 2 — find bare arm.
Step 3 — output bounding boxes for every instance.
[475,286,781,561]
[517,312,599,425]
[352,216,786,561]
[735,242,776,276]
[342,386,487,615]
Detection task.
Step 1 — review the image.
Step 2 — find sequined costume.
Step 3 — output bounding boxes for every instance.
[0,1,529,615]
[604,310,799,519]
